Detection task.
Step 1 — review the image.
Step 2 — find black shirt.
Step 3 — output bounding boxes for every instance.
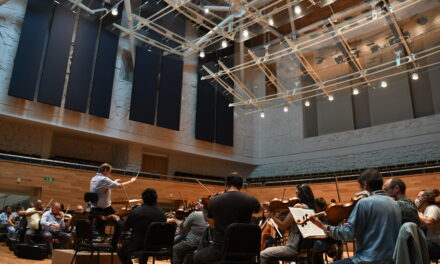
[207,191,260,246]
[124,204,167,252]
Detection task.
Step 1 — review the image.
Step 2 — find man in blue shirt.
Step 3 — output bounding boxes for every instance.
[310,169,401,264]
[40,202,72,251]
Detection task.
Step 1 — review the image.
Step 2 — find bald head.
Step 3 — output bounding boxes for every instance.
[383,178,406,199]
[52,202,61,214]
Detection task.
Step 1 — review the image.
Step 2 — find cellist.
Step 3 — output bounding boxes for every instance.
[259,209,282,250]
[260,184,317,264]
[308,169,401,264]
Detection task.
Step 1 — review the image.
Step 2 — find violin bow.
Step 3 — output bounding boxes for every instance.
[195,179,216,195]
[43,198,54,212]
[281,189,286,200]
[179,192,187,209]
[334,175,341,202]
[122,170,140,202]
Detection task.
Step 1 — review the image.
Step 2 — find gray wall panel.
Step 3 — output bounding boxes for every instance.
[317,89,354,135]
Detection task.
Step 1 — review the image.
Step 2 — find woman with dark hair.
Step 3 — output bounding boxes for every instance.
[416,189,440,260]
[260,184,316,264]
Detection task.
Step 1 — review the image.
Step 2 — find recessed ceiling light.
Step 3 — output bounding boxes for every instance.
[221,40,227,48]
[268,18,274,26]
[204,8,209,14]
[199,51,205,58]
[304,100,310,107]
[328,95,334,101]
[111,8,118,16]
[380,80,387,88]
[283,106,288,112]
[294,5,301,15]
[260,112,265,118]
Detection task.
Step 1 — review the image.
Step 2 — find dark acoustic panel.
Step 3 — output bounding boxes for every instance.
[215,90,233,146]
[156,56,183,130]
[9,0,55,100]
[214,48,234,146]
[129,46,161,124]
[352,87,371,129]
[409,71,434,118]
[65,18,99,112]
[37,5,76,106]
[195,76,216,142]
[89,30,119,118]
[303,97,318,137]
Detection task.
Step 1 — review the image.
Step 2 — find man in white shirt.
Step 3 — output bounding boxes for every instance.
[90,163,136,248]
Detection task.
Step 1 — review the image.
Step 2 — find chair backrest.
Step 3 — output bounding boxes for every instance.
[143,222,176,251]
[75,219,93,241]
[221,223,261,261]
[84,192,98,204]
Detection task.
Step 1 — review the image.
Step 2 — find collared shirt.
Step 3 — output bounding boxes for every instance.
[26,208,41,230]
[90,173,121,209]
[329,191,401,264]
[41,209,65,232]
[396,195,421,227]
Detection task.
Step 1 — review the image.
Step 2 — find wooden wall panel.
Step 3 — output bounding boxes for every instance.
[0,160,438,212]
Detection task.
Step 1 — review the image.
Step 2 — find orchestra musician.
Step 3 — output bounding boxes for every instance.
[260,184,316,264]
[117,188,166,264]
[40,202,72,252]
[90,163,136,247]
[172,203,208,264]
[415,189,440,260]
[383,178,421,226]
[24,200,45,243]
[193,172,260,264]
[308,169,401,264]
[259,209,281,250]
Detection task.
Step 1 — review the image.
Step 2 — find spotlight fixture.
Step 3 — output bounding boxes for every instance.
[328,95,334,101]
[243,29,249,38]
[380,80,387,88]
[411,72,419,80]
[204,8,209,14]
[199,51,205,58]
[283,106,288,112]
[352,88,359,95]
[221,40,227,48]
[294,5,301,15]
[268,18,274,26]
[260,112,265,118]
[111,8,118,16]
[304,100,310,107]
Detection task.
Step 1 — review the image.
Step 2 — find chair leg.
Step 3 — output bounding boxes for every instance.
[111,252,113,264]
[88,250,94,264]
[70,250,78,264]
[97,251,100,264]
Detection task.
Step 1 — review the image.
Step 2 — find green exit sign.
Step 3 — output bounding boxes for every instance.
[43,177,55,182]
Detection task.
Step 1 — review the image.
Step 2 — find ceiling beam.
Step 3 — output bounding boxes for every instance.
[285,37,329,96]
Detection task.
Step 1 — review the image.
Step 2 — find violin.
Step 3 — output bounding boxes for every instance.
[199,192,223,210]
[264,197,300,212]
[296,194,367,226]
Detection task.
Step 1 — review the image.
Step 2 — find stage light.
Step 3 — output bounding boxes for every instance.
[294,5,301,15]
[411,72,419,80]
[221,40,227,48]
[243,29,249,38]
[380,80,387,88]
[305,100,310,107]
[328,95,334,101]
[199,51,205,58]
[353,88,359,95]
[111,8,118,16]
[260,112,265,118]
[204,8,209,14]
[283,106,288,112]
[268,18,274,26]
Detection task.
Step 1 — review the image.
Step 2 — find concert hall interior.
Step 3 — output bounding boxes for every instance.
[0,0,440,263]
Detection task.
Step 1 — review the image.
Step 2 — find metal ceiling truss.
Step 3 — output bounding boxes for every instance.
[203,0,433,110]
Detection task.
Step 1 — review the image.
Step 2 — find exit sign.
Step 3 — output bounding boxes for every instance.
[43,177,55,182]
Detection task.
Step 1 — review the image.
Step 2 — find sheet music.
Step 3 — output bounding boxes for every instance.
[289,207,326,238]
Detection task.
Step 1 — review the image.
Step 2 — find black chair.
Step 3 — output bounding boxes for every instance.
[210,223,262,264]
[131,222,176,264]
[84,192,98,205]
[70,219,115,264]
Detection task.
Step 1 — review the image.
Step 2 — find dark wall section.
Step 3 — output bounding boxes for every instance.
[129,47,161,125]
[89,30,119,118]
[195,46,234,146]
[65,18,99,112]
[156,56,184,130]
[9,0,55,100]
[352,86,371,129]
[195,73,216,142]
[409,71,434,118]
[37,5,76,106]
